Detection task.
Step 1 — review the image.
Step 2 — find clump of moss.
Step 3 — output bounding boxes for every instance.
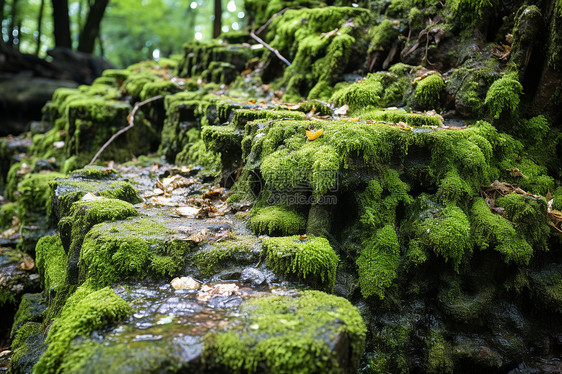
[36,235,68,293]
[361,109,443,127]
[17,172,66,219]
[426,329,454,373]
[9,322,46,374]
[414,73,444,110]
[58,198,139,285]
[529,264,562,313]
[34,285,132,373]
[484,73,523,120]
[0,202,17,230]
[262,236,339,291]
[470,198,533,264]
[495,194,549,251]
[203,290,366,373]
[449,0,499,27]
[408,203,471,271]
[437,274,495,322]
[357,170,412,298]
[79,216,193,286]
[248,206,307,236]
[357,224,401,299]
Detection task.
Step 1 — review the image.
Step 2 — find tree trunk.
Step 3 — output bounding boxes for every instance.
[35,0,45,55]
[77,0,108,54]
[51,0,72,48]
[0,0,5,41]
[213,0,222,39]
[8,0,18,46]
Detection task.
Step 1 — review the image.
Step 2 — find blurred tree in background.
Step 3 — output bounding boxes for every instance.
[0,0,246,67]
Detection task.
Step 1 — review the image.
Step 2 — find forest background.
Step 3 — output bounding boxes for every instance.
[1,0,246,67]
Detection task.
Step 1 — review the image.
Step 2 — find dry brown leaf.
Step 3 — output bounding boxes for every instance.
[187,228,210,243]
[506,168,526,178]
[197,283,240,302]
[20,256,35,271]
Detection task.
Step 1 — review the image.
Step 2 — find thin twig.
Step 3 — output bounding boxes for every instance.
[88,95,163,166]
[256,7,289,35]
[250,31,291,66]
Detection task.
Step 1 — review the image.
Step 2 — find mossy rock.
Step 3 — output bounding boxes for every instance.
[529,264,562,313]
[191,235,260,277]
[79,216,194,286]
[36,235,68,294]
[34,285,132,373]
[262,235,339,291]
[248,206,307,236]
[203,290,366,373]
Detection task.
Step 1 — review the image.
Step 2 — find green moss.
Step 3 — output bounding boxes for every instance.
[369,19,399,54]
[356,170,411,299]
[79,216,193,286]
[139,80,181,101]
[60,198,139,285]
[495,194,549,251]
[449,0,499,27]
[101,69,131,83]
[231,109,306,130]
[553,187,562,211]
[18,172,66,220]
[191,235,257,276]
[409,204,471,271]
[357,225,401,299]
[436,169,474,206]
[202,125,244,153]
[203,290,366,373]
[10,322,46,374]
[529,265,562,313]
[10,294,46,337]
[262,236,339,291]
[437,274,495,322]
[69,166,120,180]
[361,109,443,127]
[36,235,68,292]
[331,74,384,112]
[484,72,523,120]
[248,206,307,236]
[426,329,453,374]
[470,197,533,264]
[34,285,132,373]
[0,202,17,230]
[121,73,159,99]
[414,73,444,110]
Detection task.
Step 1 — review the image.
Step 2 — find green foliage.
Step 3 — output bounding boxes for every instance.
[485,73,523,120]
[36,235,68,292]
[470,198,533,264]
[426,329,453,374]
[203,290,366,373]
[414,73,444,110]
[248,206,307,236]
[262,236,339,291]
[34,285,132,373]
[449,0,499,26]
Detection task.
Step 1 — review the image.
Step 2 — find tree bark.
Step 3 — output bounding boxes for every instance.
[51,0,72,48]
[8,0,18,46]
[77,0,109,54]
[213,0,222,38]
[0,0,5,41]
[35,0,45,55]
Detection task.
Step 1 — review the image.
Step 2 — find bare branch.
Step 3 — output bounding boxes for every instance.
[256,7,289,35]
[88,95,163,166]
[250,31,291,66]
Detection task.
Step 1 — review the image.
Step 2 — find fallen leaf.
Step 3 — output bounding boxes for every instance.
[334,104,349,116]
[81,192,105,202]
[187,228,210,242]
[171,276,201,290]
[306,128,324,140]
[286,103,302,110]
[176,206,200,217]
[197,283,240,302]
[20,256,35,271]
